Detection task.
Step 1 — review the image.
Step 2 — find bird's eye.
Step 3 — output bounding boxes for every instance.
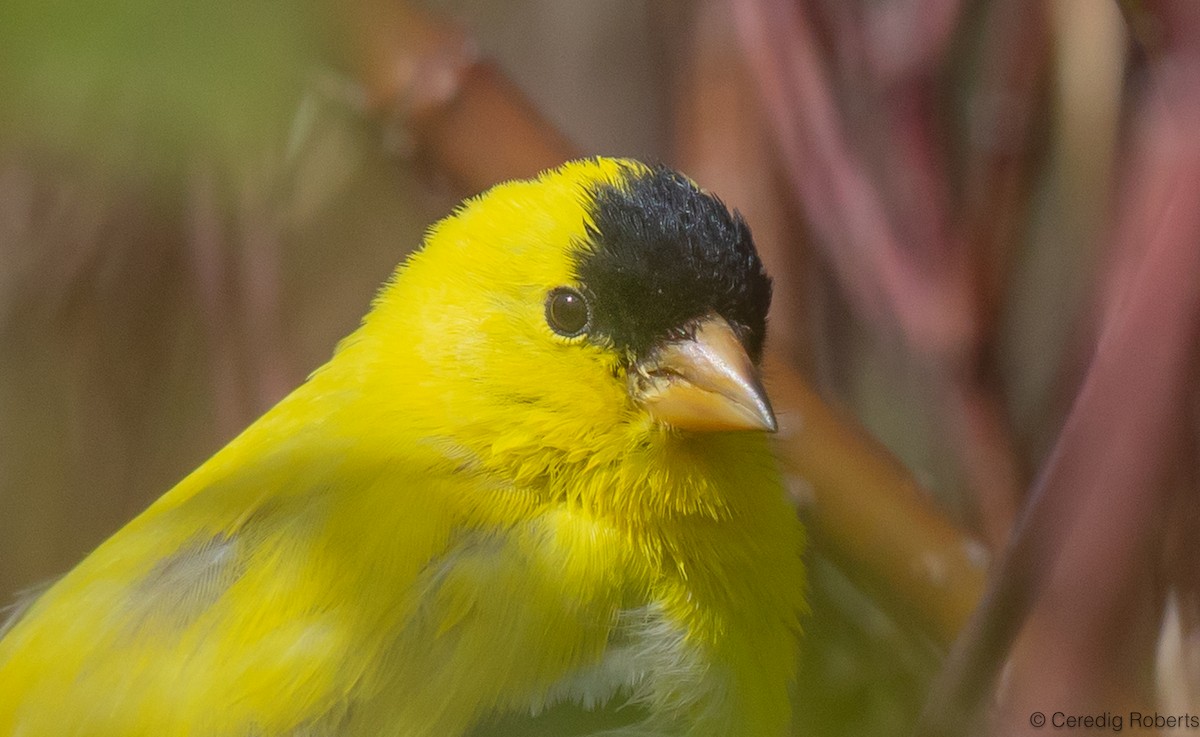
[545,287,590,337]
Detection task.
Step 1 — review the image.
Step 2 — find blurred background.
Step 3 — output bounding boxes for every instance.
[1,0,1198,734]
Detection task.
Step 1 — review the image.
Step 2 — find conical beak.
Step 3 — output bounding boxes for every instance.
[629,315,777,433]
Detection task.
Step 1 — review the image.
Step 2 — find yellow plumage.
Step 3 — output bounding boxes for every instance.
[0,158,805,736]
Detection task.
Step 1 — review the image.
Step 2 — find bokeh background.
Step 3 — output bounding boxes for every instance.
[2,1,1198,735]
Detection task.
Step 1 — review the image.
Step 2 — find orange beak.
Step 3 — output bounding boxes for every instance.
[629,315,776,433]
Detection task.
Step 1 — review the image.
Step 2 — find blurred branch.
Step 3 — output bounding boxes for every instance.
[863,0,962,84]
[731,0,976,361]
[960,0,1050,321]
[1157,400,1200,713]
[914,4,1200,729]
[235,176,294,411]
[731,0,1033,550]
[329,0,576,192]
[407,62,579,192]
[945,0,1053,549]
[767,352,987,647]
[186,169,245,440]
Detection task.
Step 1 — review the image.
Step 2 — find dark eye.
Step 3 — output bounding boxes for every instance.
[545,287,590,337]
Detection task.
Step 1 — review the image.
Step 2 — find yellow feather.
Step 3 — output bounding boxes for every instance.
[0,158,805,737]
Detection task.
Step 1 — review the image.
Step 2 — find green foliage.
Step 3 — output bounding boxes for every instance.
[0,0,319,172]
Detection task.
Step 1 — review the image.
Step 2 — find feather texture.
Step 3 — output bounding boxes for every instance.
[0,158,805,736]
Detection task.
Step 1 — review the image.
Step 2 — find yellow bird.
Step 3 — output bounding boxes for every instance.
[0,158,805,736]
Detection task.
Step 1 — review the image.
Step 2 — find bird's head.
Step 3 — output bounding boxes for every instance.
[339,158,776,501]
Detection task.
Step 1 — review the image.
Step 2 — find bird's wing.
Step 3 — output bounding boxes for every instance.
[337,518,646,736]
[0,443,649,737]
[464,700,658,737]
[0,443,467,736]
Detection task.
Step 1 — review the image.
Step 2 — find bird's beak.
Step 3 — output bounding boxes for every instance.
[630,315,777,433]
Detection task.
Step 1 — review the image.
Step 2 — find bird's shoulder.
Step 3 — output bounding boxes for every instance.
[0,424,487,735]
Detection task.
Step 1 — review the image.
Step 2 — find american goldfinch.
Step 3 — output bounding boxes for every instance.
[0,158,805,736]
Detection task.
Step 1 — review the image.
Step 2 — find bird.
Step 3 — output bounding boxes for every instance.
[0,157,806,737]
